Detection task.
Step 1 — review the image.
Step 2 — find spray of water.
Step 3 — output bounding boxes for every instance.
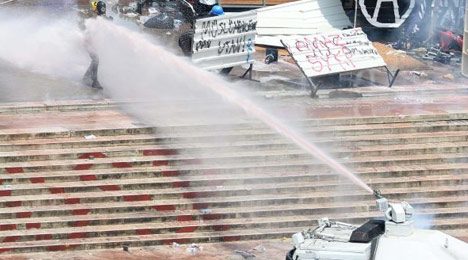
[0,8,89,80]
[86,18,374,194]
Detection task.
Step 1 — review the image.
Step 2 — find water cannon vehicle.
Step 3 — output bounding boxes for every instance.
[286,192,468,260]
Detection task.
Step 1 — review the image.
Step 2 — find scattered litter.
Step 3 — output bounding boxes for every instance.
[199,209,212,214]
[173,19,182,31]
[186,243,202,254]
[125,12,139,18]
[252,245,266,253]
[412,47,427,57]
[387,50,406,55]
[443,73,455,81]
[373,42,428,71]
[148,7,159,15]
[84,135,96,140]
[234,250,256,259]
[409,71,428,78]
[422,47,452,64]
[172,242,180,249]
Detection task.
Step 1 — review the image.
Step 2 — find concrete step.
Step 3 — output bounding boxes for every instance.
[1,161,468,186]
[0,210,464,244]
[0,225,304,254]
[3,149,468,173]
[155,120,468,137]
[0,100,114,115]
[4,126,468,155]
[0,199,465,233]
[4,139,468,164]
[0,183,466,220]
[0,126,154,142]
[1,172,468,202]
[0,215,467,254]
[0,215,320,243]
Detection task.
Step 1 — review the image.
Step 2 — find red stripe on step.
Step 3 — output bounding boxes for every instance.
[26,223,41,229]
[79,153,106,159]
[5,201,21,207]
[16,212,32,218]
[5,167,23,174]
[0,190,11,196]
[0,248,13,254]
[49,187,65,194]
[192,203,209,210]
[183,192,214,199]
[203,214,221,221]
[3,236,19,243]
[177,215,195,222]
[222,236,241,242]
[143,149,179,156]
[30,177,45,183]
[68,232,87,239]
[112,162,132,168]
[173,181,190,188]
[64,198,80,204]
[0,224,16,231]
[99,185,121,191]
[73,164,93,171]
[176,226,198,233]
[72,209,90,216]
[153,160,169,166]
[80,175,97,181]
[36,234,52,241]
[213,225,231,231]
[136,229,153,235]
[123,195,151,202]
[46,245,69,251]
[71,221,90,227]
[162,170,180,177]
[163,239,189,245]
[153,205,175,211]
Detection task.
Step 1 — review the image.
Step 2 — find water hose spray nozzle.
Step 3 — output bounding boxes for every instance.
[373,189,383,198]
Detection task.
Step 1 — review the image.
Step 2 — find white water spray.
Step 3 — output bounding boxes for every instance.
[87,18,374,194]
[0,8,89,81]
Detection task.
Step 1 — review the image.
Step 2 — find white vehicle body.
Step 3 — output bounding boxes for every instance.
[287,198,468,260]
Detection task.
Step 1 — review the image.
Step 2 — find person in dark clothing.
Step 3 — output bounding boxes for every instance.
[82,1,108,89]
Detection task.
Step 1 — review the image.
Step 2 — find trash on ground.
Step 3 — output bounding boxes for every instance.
[199,209,212,214]
[234,250,256,259]
[84,135,96,140]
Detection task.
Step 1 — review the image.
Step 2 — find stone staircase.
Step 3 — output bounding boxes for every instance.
[1,99,468,254]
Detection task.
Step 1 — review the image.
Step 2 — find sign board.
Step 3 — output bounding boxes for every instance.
[281,28,387,78]
[192,11,257,70]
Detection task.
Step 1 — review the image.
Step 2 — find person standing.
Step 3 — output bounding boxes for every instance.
[82,1,108,89]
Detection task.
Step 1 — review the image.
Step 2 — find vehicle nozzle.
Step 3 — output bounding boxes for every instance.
[373,189,383,198]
